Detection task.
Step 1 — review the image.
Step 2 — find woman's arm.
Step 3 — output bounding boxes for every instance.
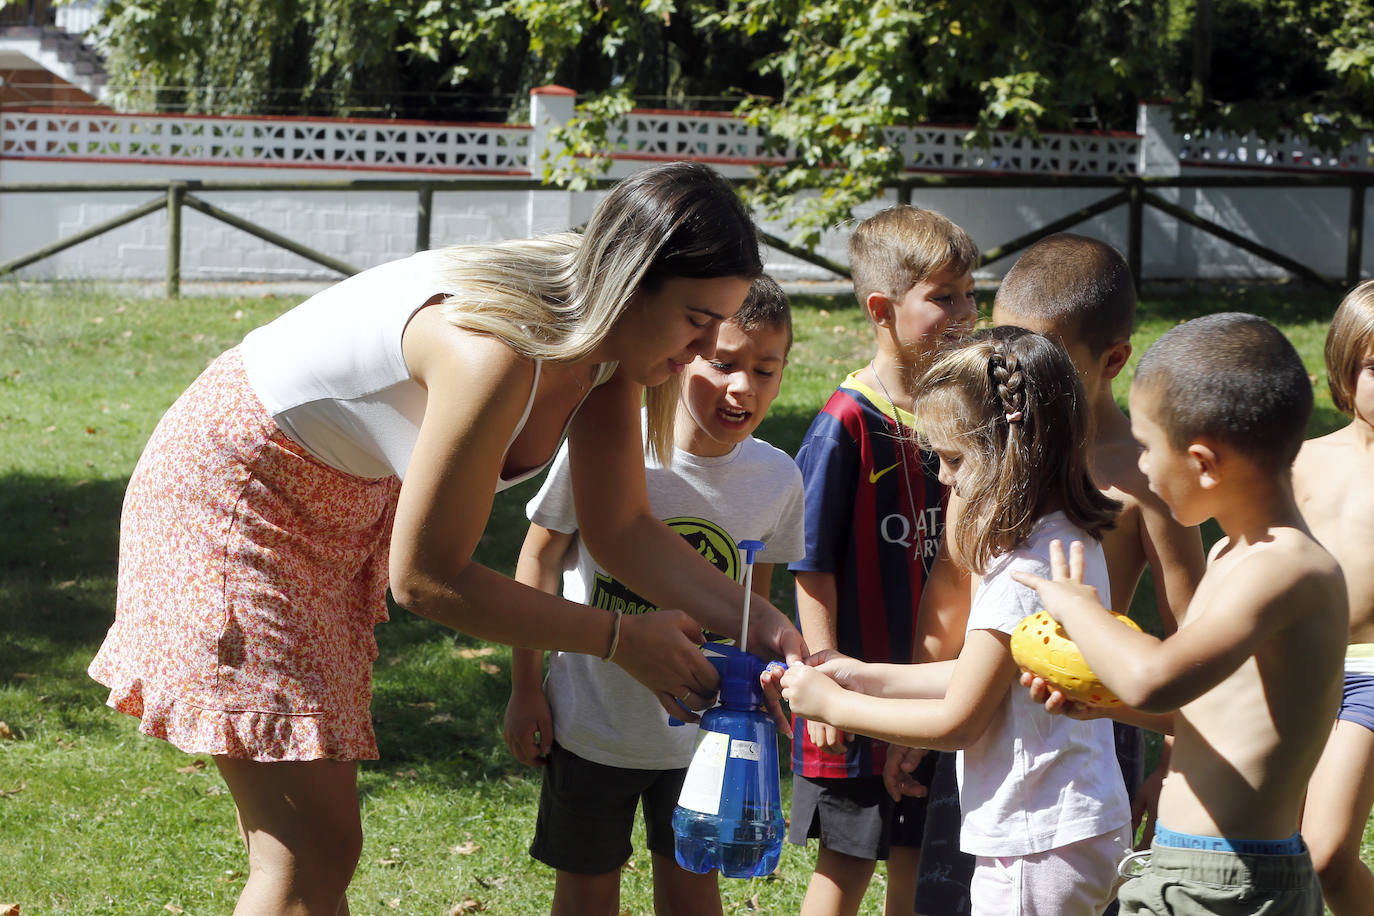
[568,373,806,666]
[390,319,720,714]
[781,628,1017,751]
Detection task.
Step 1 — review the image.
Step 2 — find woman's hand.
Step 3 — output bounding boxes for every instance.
[613,609,721,723]
[745,609,807,667]
[503,685,554,767]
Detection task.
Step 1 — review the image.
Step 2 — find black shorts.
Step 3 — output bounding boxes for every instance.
[530,743,686,875]
[913,751,975,916]
[788,766,931,861]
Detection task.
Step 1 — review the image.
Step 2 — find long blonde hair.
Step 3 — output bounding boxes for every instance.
[915,327,1119,575]
[436,162,762,461]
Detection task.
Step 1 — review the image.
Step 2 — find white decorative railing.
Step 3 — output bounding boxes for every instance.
[17,99,1374,177]
[54,0,103,35]
[0,110,531,172]
[607,110,1140,174]
[610,109,774,161]
[885,124,1140,174]
[1178,129,1374,172]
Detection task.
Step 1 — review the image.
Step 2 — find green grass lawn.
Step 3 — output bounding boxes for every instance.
[0,280,1369,914]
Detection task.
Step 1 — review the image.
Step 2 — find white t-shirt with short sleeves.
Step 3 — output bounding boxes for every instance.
[528,427,806,770]
[956,511,1131,857]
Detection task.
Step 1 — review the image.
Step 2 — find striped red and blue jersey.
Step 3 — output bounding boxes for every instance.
[788,371,947,778]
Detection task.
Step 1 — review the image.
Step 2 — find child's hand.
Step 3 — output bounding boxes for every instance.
[1009,539,1107,624]
[503,687,554,767]
[803,648,872,694]
[759,661,794,739]
[806,719,849,755]
[1017,670,1106,720]
[882,745,930,802]
[779,662,846,725]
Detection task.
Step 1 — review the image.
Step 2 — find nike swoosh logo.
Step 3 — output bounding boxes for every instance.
[869,462,900,484]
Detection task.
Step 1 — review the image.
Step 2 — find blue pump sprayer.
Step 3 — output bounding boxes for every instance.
[671,540,786,878]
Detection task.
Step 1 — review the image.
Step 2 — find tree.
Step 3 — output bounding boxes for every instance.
[37,0,1374,243]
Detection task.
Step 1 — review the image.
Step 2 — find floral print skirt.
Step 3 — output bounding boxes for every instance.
[89,347,401,761]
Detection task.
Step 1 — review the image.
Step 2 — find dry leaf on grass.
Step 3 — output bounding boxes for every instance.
[164,905,184,914]
[1,903,18,915]
[450,840,480,855]
[386,898,401,909]
[175,759,207,774]
[449,898,484,914]
[0,722,15,740]
[452,647,497,659]
[479,662,500,676]
[0,782,26,799]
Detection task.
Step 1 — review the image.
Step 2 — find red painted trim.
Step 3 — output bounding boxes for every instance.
[606,151,784,167]
[628,107,745,120]
[1181,158,1373,175]
[0,152,533,176]
[579,151,1136,176]
[1,106,531,130]
[530,85,575,96]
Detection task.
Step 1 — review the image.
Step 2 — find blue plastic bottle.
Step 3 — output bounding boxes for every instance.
[671,644,786,878]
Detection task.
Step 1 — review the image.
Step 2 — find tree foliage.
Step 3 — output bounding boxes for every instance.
[44,0,1374,241]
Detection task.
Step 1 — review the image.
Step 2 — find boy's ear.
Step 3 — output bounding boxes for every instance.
[1188,440,1222,489]
[865,291,894,327]
[1100,340,1132,381]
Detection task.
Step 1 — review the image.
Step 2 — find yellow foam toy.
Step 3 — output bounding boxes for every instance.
[1010,610,1142,708]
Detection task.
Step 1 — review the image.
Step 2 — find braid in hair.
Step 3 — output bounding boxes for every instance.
[989,342,1026,427]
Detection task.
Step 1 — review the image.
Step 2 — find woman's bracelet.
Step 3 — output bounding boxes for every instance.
[602,608,623,662]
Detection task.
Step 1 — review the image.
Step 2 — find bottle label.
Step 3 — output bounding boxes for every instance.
[677,731,729,815]
[729,739,761,761]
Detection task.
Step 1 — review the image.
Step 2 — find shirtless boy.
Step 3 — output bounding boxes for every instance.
[1294,280,1374,915]
[1016,311,1348,916]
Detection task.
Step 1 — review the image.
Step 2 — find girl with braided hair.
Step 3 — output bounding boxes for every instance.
[775,327,1133,915]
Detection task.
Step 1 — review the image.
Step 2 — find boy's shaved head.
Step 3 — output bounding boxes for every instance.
[994,233,1135,354]
[1133,312,1312,473]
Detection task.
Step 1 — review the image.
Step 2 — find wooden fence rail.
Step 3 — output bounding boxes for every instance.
[3,173,1369,297]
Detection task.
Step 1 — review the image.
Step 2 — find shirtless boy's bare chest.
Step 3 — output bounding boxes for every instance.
[1295,446,1374,639]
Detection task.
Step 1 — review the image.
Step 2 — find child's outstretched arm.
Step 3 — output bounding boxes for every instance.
[1012,539,1339,713]
[780,629,1016,751]
[502,523,575,767]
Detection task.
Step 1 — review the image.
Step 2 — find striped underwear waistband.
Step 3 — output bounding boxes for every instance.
[1153,825,1306,857]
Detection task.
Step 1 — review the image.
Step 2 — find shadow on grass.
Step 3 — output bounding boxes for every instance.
[1136,283,1337,326]
[0,472,124,679]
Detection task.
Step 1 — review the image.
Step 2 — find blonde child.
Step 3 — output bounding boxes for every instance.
[1294,281,1374,914]
[503,277,807,916]
[787,205,977,916]
[779,327,1133,916]
[1018,312,1346,915]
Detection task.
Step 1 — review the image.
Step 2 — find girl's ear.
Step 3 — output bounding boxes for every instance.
[1100,340,1132,381]
[1189,441,1221,489]
[865,292,894,327]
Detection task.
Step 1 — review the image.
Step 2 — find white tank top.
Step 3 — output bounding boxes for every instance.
[240,250,607,488]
